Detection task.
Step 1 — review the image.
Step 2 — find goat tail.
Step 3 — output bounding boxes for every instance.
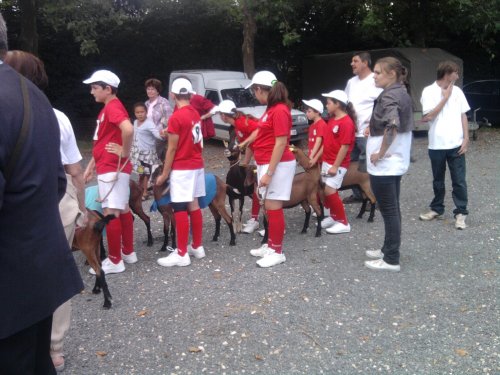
[226,184,241,198]
[93,211,117,233]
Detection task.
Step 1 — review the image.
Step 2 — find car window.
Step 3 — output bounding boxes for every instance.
[221,88,259,107]
[205,90,220,105]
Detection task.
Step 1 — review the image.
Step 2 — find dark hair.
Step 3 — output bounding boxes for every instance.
[328,98,358,132]
[375,56,410,93]
[145,78,163,92]
[92,81,118,95]
[436,60,460,80]
[3,50,48,89]
[354,51,371,68]
[255,81,292,109]
[133,102,147,111]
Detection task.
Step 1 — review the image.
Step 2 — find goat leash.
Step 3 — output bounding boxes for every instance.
[96,154,130,203]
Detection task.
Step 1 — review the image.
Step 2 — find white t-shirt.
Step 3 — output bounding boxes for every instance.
[54,108,82,165]
[345,73,383,137]
[421,82,470,150]
[366,132,412,176]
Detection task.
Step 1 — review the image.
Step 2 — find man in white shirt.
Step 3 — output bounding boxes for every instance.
[344,52,383,203]
[419,60,470,229]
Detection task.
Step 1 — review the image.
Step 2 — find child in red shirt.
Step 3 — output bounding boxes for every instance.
[83,70,135,275]
[320,90,356,234]
[246,71,297,268]
[156,78,205,267]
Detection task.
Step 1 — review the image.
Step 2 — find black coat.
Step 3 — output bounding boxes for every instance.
[0,63,84,339]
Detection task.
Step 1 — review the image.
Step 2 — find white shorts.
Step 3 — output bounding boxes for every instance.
[321,162,347,190]
[256,160,296,201]
[97,172,130,210]
[170,168,205,203]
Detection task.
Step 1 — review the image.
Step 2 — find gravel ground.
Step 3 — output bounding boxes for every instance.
[66,129,499,375]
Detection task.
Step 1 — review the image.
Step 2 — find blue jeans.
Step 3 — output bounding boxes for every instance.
[428,147,468,216]
[370,175,402,265]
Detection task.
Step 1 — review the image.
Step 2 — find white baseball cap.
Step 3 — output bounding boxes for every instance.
[215,100,237,115]
[171,77,196,95]
[321,90,349,105]
[83,70,120,88]
[245,70,277,89]
[302,99,324,114]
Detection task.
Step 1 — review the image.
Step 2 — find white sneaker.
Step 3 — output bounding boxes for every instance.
[157,249,191,267]
[365,249,383,259]
[321,216,337,229]
[257,251,286,268]
[89,258,125,275]
[419,210,442,221]
[364,259,400,272]
[121,251,138,264]
[326,222,351,234]
[455,214,467,230]
[242,218,259,234]
[187,245,206,259]
[250,244,273,257]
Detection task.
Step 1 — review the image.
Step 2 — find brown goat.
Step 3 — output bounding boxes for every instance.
[72,210,115,309]
[292,147,377,222]
[249,145,324,244]
[150,165,237,250]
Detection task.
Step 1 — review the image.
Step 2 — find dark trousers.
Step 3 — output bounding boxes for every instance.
[0,315,56,375]
[350,137,367,198]
[428,147,468,216]
[370,175,402,265]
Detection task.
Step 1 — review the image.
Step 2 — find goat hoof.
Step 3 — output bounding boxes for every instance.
[103,301,112,309]
[229,240,236,246]
[300,229,307,234]
[356,214,363,219]
[315,233,321,237]
[212,236,218,242]
[92,288,101,295]
[159,246,168,252]
[147,240,153,247]
[368,218,374,223]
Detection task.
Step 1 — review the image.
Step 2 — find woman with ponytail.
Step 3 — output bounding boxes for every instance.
[245,71,296,268]
[364,57,414,272]
[319,90,356,234]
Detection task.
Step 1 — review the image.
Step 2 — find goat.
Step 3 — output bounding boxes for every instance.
[72,210,115,309]
[129,179,154,247]
[292,147,376,222]
[248,145,324,244]
[150,165,237,250]
[223,127,254,232]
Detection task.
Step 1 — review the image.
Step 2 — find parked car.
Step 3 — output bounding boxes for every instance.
[168,70,309,141]
[463,79,500,125]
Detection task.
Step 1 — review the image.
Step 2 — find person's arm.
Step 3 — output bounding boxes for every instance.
[64,162,86,212]
[259,135,287,188]
[370,125,397,165]
[422,82,453,122]
[328,144,350,175]
[118,119,134,158]
[242,147,253,165]
[239,129,258,150]
[458,113,469,155]
[309,136,323,167]
[156,133,179,186]
[150,122,164,140]
[83,157,95,183]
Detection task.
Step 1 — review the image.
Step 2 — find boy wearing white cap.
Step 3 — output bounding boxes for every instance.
[155,78,205,267]
[83,70,136,275]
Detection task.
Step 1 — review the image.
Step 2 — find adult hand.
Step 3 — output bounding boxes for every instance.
[442,81,455,99]
[363,128,370,137]
[259,173,272,188]
[370,152,381,165]
[458,138,469,155]
[105,142,124,157]
[83,167,93,183]
[308,159,316,169]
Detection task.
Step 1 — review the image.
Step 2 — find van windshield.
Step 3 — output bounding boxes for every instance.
[221,88,260,107]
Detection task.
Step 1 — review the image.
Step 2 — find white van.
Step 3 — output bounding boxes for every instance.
[168,70,309,142]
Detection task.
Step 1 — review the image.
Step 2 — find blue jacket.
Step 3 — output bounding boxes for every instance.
[0,63,84,338]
